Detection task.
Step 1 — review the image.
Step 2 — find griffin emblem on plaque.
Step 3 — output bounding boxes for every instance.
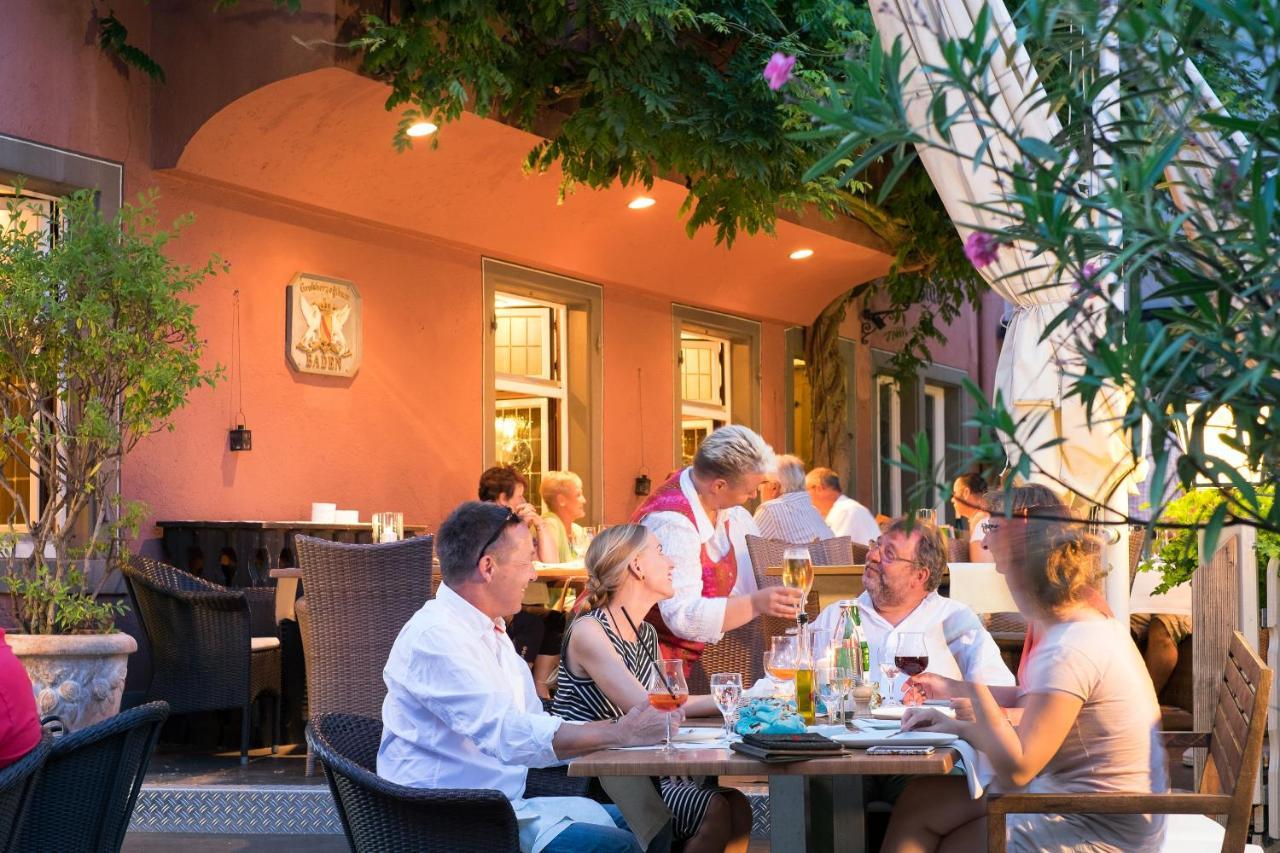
[285,273,363,378]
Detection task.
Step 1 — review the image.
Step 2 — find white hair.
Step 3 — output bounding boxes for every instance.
[693,425,775,480]
[773,454,807,493]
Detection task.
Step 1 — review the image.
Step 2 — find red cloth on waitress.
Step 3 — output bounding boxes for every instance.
[0,627,41,768]
[629,469,739,674]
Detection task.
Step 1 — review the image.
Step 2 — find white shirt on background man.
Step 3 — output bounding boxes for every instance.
[378,583,615,853]
[754,491,835,543]
[812,590,1014,694]
[641,468,760,644]
[824,494,881,545]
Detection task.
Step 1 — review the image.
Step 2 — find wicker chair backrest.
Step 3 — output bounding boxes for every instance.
[307,713,519,853]
[687,620,765,694]
[294,535,434,722]
[16,702,169,852]
[0,733,52,850]
[745,534,855,589]
[122,557,252,713]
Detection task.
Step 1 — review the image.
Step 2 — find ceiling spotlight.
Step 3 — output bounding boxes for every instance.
[407,121,438,138]
[789,248,815,260]
[628,196,657,210]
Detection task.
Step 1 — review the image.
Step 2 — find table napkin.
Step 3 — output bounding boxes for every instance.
[949,738,995,799]
[598,776,670,849]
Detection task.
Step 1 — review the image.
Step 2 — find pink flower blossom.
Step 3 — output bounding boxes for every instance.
[763,53,797,91]
[964,232,1004,269]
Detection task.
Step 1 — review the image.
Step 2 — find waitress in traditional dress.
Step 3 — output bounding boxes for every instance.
[631,425,803,671]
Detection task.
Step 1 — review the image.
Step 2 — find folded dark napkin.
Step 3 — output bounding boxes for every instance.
[730,732,843,763]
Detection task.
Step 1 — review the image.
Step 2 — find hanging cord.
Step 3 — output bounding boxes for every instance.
[231,290,246,427]
[636,368,647,474]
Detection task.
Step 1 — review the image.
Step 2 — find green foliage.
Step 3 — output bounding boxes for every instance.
[97,12,165,82]
[1140,488,1280,593]
[0,188,224,634]
[4,567,128,634]
[801,0,1280,541]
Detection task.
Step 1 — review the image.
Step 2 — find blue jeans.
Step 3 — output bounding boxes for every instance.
[541,804,672,853]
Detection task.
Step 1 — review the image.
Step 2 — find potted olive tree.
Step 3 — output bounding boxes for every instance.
[0,187,221,729]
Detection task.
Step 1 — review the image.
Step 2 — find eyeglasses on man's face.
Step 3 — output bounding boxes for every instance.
[866,537,923,568]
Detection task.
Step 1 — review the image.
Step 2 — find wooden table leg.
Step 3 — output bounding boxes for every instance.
[769,775,809,852]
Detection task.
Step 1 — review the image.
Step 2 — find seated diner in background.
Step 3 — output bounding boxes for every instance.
[540,470,588,563]
[481,465,563,697]
[951,471,995,562]
[378,501,675,853]
[889,486,1167,853]
[552,524,752,853]
[804,468,880,545]
[752,454,834,544]
[632,425,803,671]
[811,517,1015,696]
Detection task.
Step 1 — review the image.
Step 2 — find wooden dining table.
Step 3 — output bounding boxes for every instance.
[569,736,959,852]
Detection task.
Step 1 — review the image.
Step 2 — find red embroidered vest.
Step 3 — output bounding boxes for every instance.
[630,469,738,671]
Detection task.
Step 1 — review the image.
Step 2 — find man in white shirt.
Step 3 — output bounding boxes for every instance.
[379,502,673,853]
[633,426,803,669]
[805,467,881,545]
[812,517,1014,696]
[753,454,835,543]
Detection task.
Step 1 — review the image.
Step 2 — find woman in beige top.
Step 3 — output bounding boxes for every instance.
[540,471,587,562]
[886,488,1167,853]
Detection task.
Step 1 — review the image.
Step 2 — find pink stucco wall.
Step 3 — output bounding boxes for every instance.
[2,4,1000,548]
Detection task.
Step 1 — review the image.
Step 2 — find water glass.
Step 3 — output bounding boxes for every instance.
[709,672,743,739]
[372,511,403,543]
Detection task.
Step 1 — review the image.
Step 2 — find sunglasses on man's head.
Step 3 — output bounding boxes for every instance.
[477,508,521,563]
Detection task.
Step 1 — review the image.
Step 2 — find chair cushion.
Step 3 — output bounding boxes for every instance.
[251,636,281,652]
[1161,813,1263,853]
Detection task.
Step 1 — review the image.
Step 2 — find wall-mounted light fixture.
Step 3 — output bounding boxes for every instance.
[859,306,894,344]
[228,289,252,452]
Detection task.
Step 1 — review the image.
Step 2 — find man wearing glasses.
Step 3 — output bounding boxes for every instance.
[812,517,1014,695]
[379,502,673,853]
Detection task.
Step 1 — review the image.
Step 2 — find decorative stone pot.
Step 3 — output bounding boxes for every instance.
[8,632,137,732]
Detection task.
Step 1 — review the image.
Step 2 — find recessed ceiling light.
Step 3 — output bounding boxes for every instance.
[789,248,815,260]
[628,196,657,210]
[407,121,438,138]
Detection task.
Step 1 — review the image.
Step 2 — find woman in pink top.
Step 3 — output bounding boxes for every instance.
[0,627,41,769]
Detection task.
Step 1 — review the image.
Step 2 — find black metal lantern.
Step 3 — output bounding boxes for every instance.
[229,424,252,452]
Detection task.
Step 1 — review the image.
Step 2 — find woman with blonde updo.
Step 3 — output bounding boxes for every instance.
[883,485,1168,852]
[552,525,752,853]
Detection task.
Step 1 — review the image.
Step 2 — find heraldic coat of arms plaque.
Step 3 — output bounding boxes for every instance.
[285,273,363,378]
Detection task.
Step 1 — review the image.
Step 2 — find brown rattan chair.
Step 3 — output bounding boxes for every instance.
[294,534,434,775]
[986,631,1271,853]
[745,534,855,589]
[123,556,280,764]
[947,536,970,564]
[688,621,765,694]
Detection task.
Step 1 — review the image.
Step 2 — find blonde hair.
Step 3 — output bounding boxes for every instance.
[540,470,582,506]
[987,484,1101,611]
[582,524,649,611]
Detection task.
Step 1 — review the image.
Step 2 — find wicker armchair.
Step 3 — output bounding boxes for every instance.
[294,535,433,774]
[688,621,765,694]
[14,701,169,853]
[122,556,280,764]
[745,534,855,589]
[0,734,52,850]
[307,713,520,853]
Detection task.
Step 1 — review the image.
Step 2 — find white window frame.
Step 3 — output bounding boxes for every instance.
[876,375,903,517]
[924,384,947,518]
[679,332,731,423]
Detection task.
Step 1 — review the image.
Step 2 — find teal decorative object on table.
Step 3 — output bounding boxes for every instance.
[734,698,807,735]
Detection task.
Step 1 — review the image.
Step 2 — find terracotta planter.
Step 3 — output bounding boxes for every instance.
[8,632,137,731]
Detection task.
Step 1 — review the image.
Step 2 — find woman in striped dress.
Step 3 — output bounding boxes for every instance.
[552,524,752,853]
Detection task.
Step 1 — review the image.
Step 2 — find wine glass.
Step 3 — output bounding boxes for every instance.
[916,508,938,526]
[648,659,689,753]
[893,632,929,703]
[709,672,743,739]
[765,635,798,682]
[781,546,814,625]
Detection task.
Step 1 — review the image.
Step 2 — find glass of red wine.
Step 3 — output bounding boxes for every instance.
[893,632,929,704]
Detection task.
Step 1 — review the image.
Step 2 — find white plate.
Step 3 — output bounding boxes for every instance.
[872,705,955,720]
[832,730,958,748]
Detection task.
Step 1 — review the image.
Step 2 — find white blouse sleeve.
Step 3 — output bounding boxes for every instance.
[642,511,728,644]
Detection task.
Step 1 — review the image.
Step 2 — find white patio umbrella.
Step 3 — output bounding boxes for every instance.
[867,0,1137,614]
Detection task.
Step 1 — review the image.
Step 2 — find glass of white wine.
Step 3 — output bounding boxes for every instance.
[781,545,813,625]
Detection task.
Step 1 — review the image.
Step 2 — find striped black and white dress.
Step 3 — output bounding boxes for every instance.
[551,608,723,841]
